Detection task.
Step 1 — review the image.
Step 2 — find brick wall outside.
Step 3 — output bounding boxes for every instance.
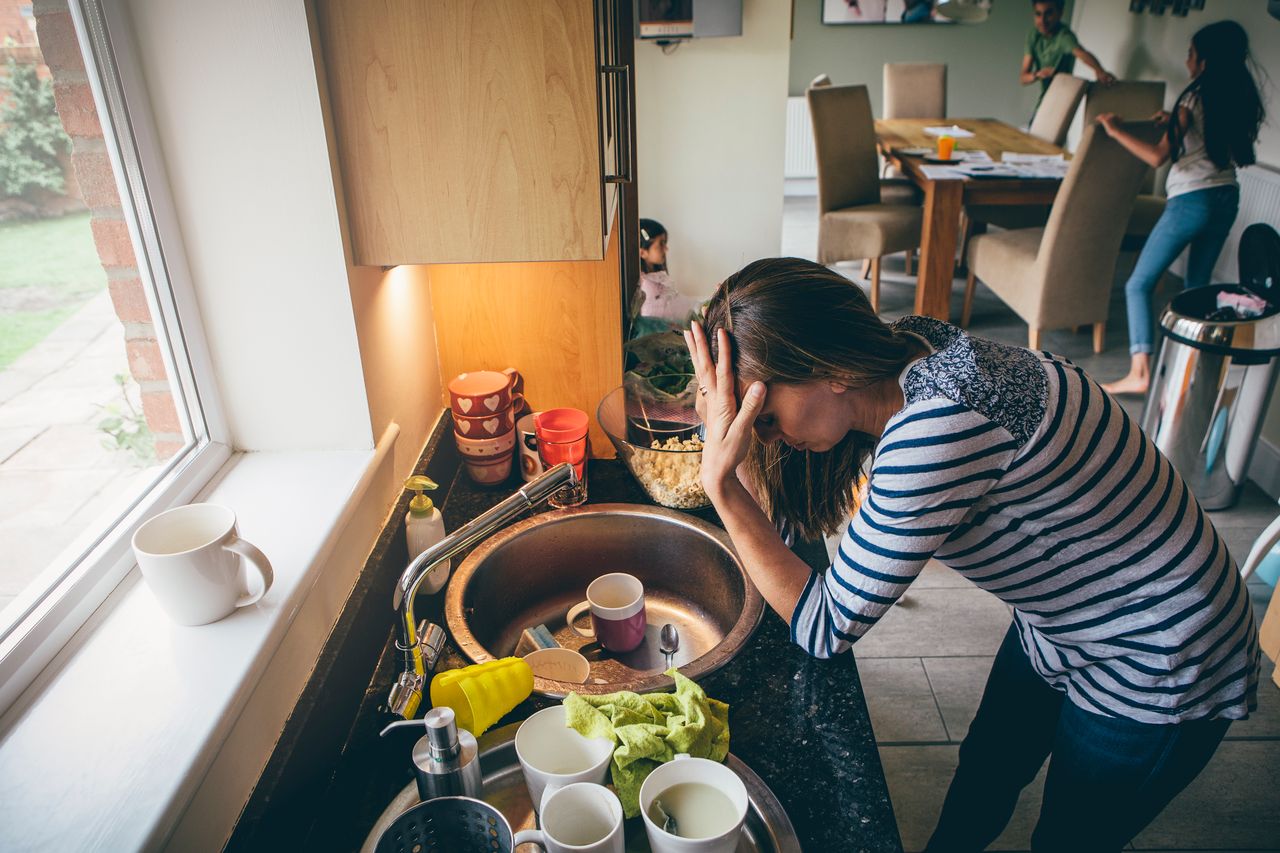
[32,0,183,460]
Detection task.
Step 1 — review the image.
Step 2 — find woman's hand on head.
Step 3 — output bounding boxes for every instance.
[684,322,767,499]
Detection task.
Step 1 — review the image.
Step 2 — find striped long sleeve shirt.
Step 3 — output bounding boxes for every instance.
[791,317,1259,724]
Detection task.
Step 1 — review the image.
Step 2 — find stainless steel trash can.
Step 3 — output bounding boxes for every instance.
[1141,284,1280,510]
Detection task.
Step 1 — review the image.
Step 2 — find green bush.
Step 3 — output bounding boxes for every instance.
[0,57,71,198]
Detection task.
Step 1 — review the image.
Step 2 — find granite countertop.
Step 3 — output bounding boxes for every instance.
[305,458,901,853]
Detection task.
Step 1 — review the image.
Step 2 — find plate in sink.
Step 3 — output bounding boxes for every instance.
[360,721,803,853]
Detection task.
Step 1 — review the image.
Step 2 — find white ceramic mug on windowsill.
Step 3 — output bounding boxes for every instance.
[132,503,274,626]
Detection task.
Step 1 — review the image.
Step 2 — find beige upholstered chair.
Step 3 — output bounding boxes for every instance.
[1029,74,1088,145]
[808,83,923,312]
[883,63,947,119]
[1085,81,1168,239]
[963,124,1149,352]
[810,73,919,208]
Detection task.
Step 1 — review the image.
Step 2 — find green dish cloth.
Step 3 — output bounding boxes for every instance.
[563,669,729,818]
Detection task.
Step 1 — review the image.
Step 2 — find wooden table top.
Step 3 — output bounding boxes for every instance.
[875,118,1069,199]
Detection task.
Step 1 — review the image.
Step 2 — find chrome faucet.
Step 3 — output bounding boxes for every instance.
[388,461,578,719]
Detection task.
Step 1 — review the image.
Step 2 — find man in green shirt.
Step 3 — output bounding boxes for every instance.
[1021,0,1115,106]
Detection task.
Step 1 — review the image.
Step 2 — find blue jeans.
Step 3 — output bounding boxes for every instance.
[925,625,1231,853]
[1124,184,1239,355]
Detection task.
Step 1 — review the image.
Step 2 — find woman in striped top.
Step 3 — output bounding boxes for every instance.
[684,258,1258,852]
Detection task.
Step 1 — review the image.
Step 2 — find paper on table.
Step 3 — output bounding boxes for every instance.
[920,165,967,180]
[1001,152,1066,164]
[923,125,976,138]
[958,150,992,162]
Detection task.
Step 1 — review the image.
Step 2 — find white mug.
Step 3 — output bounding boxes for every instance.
[514,706,614,812]
[639,754,749,853]
[513,782,624,853]
[132,503,274,626]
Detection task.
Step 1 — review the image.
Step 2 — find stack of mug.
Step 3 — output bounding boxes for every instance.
[449,368,523,485]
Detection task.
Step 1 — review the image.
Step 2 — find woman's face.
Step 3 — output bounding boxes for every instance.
[738,378,852,453]
[1187,43,1205,78]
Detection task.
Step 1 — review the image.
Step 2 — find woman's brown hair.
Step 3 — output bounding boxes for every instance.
[704,258,922,540]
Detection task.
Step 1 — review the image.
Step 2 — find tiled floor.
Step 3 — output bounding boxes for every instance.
[782,192,1280,852]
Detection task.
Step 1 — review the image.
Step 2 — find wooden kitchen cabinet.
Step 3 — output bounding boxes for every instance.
[313,0,635,266]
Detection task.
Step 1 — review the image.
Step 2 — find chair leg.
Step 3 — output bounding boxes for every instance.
[861,258,872,279]
[1093,322,1105,354]
[870,257,882,313]
[1028,328,1042,350]
[904,250,914,276]
[961,269,977,327]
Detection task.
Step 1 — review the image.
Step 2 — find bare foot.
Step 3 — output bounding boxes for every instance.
[1102,374,1149,395]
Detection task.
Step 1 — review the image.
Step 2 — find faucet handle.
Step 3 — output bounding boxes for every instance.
[388,671,424,720]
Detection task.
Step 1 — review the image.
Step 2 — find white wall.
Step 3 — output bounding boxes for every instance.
[635,0,791,299]
[1070,1,1279,165]
[127,0,372,452]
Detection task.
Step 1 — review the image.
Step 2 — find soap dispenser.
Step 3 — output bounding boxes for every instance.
[405,475,449,593]
[379,706,482,801]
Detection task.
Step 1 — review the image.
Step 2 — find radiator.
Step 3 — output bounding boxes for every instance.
[785,96,816,179]
[1172,164,1280,282]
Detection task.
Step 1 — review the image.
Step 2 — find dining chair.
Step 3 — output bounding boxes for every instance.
[810,72,919,209]
[963,124,1149,352]
[883,63,947,119]
[808,83,923,312]
[1029,73,1088,146]
[1085,80,1168,241]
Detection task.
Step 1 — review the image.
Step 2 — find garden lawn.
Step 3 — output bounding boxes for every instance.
[0,211,106,370]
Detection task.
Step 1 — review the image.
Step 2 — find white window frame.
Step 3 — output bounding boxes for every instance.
[0,0,230,713]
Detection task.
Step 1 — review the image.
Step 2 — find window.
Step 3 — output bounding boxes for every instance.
[0,0,227,710]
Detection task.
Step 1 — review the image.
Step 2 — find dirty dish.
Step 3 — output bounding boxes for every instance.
[567,573,647,654]
[430,657,533,736]
[523,647,591,683]
[514,706,614,812]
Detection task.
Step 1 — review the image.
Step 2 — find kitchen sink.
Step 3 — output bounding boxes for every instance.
[444,503,764,696]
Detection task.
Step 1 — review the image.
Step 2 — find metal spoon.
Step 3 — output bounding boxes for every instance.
[659,623,680,670]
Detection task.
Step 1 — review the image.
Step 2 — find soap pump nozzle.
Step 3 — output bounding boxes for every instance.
[406,474,439,517]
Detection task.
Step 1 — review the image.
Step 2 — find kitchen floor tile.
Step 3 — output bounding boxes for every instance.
[858,658,948,744]
[1131,740,1280,850]
[878,744,1048,852]
[1208,483,1277,533]
[854,588,1012,658]
[922,656,994,743]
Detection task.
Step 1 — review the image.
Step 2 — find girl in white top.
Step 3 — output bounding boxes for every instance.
[1096,20,1265,395]
[633,218,698,337]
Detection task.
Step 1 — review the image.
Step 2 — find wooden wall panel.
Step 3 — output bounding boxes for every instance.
[427,216,623,458]
[315,0,604,265]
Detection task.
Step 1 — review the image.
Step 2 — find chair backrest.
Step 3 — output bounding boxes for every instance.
[1083,80,1166,194]
[1028,74,1087,145]
[1034,123,1153,317]
[809,73,832,89]
[883,63,947,119]
[1082,80,1165,125]
[807,83,881,214]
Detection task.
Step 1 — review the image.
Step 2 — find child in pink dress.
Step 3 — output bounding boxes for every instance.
[636,218,698,331]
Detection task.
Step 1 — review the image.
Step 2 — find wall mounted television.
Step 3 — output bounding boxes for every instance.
[637,0,744,40]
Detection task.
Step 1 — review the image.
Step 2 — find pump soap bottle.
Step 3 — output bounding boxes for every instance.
[405,475,449,593]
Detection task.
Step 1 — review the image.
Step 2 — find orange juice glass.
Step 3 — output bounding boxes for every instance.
[937,135,956,160]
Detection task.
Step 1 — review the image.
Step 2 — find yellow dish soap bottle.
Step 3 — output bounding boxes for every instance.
[405,475,449,593]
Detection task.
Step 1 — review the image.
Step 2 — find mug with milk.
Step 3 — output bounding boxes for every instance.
[131,503,274,626]
[639,753,749,853]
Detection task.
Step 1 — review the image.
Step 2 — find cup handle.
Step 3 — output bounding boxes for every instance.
[567,601,595,639]
[512,829,545,850]
[224,537,274,608]
[503,367,523,395]
[510,391,525,414]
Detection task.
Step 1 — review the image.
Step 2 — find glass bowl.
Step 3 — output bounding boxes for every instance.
[597,385,710,510]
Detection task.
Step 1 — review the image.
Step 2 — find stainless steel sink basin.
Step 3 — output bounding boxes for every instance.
[444,503,763,696]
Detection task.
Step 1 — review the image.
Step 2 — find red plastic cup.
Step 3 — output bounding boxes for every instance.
[535,408,589,507]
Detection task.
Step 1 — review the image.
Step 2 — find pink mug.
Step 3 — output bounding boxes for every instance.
[449,368,523,417]
[567,573,646,654]
[454,406,518,438]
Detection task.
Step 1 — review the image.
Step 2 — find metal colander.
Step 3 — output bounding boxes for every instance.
[374,797,514,853]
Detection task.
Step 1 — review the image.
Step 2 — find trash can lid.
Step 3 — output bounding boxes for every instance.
[1160,283,1280,358]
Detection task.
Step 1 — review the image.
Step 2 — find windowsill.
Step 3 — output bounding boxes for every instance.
[0,446,380,850]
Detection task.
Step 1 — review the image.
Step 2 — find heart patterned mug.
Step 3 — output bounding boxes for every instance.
[449,368,522,417]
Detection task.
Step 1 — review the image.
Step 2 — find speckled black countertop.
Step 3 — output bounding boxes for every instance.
[283,442,900,853]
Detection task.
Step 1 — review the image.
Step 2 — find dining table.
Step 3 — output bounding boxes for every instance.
[875,117,1070,321]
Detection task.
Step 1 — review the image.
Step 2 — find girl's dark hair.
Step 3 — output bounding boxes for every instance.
[639,218,667,249]
[703,258,921,540]
[1170,20,1265,170]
